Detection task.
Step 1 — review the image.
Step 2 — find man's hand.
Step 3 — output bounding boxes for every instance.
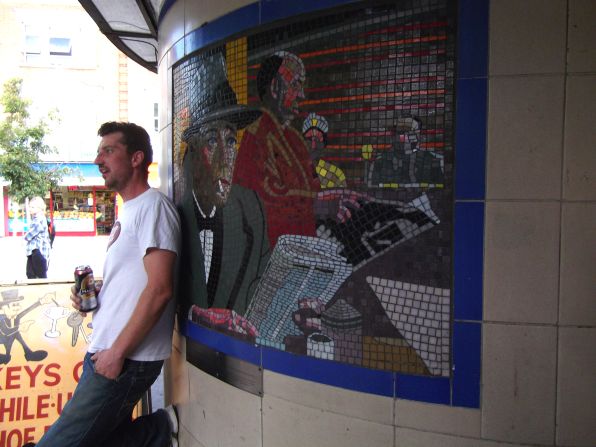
[317,189,372,222]
[94,280,103,296]
[69,285,87,317]
[91,348,125,380]
[39,293,55,305]
[70,280,102,317]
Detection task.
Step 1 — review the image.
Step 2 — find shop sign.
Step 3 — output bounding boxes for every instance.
[51,217,94,233]
[0,283,90,446]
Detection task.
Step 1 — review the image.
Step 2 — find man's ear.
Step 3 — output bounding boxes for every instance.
[131,150,145,168]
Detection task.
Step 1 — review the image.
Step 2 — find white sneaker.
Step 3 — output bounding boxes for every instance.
[164,405,179,436]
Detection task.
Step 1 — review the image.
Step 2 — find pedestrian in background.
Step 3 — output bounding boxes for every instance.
[24,196,51,279]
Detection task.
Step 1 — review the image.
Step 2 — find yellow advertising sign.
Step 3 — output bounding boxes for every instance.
[0,282,90,446]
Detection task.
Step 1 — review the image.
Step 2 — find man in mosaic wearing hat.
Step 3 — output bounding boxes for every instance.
[0,289,51,364]
[178,55,269,327]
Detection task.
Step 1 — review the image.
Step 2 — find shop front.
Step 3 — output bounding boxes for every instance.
[2,161,114,236]
[50,186,116,236]
[2,162,159,237]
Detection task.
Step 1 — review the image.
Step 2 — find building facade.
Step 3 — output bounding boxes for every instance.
[0,0,160,236]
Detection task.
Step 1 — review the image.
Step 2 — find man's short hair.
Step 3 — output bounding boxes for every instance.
[257,54,284,100]
[98,122,153,169]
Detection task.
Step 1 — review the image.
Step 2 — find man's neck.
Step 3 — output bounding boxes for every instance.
[118,174,151,202]
[263,101,292,129]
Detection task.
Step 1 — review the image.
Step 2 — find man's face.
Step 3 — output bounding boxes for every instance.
[401,127,419,154]
[188,121,238,210]
[304,128,325,152]
[272,56,306,126]
[94,132,135,192]
[395,121,420,155]
[1,302,22,319]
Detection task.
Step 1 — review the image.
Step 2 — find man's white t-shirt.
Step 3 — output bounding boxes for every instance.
[89,188,181,361]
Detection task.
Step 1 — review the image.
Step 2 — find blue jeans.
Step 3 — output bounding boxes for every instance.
[37,352,171,447]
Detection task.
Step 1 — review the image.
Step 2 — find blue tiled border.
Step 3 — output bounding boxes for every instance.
[184,319,261,365]
[181,0,361,57]
[184,3,260,54]
[451,0,488,409]
[172,0,488,407]
[258,0,360,24]
[452,321,482,407]
[182,319,395,397]
[455,78,488,200]
[262,344,394,396]
[454,201,484,321]
[457,0,489,79]
[396,373,450,404]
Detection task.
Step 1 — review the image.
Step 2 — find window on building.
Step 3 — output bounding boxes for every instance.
[49,37,72,56]
[24,25,42,63]
[154,103,159,132]
[21,22,82,67]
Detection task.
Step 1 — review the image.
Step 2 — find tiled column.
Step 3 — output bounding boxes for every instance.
[483,1,596,446]
[556,1,596,445]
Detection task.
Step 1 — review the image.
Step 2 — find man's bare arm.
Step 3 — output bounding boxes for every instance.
[92,248,177,379]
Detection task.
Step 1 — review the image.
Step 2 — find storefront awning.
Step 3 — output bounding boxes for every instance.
[78,0,158,73]
[38,162,160,188]
[40,162,103,186]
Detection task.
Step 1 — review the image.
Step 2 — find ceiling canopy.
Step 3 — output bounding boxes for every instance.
[79,0,159,72]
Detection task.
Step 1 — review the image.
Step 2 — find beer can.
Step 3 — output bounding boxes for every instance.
[74,265,98,312]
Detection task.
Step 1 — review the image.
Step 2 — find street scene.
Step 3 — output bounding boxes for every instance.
[0,235,109,283]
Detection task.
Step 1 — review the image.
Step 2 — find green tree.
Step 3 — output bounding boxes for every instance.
[0,78,67,203]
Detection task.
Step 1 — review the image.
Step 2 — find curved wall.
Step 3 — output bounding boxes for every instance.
[156,1,596,446]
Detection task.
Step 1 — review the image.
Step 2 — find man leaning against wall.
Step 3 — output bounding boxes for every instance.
[26,122,182,447]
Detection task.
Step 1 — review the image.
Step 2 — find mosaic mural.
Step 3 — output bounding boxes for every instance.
[173,0,455,377]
